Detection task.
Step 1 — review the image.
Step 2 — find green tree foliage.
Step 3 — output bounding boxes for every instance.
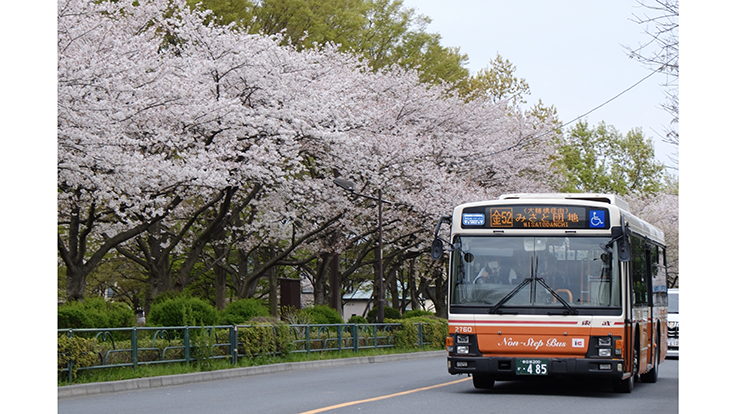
[250,0,370,49]
[459,54,531,105]
[187,0,255,27]
[363,0,469,86]
[186,0,469,87]
[552,120,667,196]
[219,298,270,325]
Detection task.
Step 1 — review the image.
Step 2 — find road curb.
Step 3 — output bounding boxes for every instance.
[58,350,446,399]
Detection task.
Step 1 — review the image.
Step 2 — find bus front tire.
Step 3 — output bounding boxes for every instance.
[612,373,634,393]
[472,374,495,389]
[641,328,661,383]
[613,342,639,393]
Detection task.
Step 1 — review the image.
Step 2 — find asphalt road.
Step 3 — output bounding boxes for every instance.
[59,353,678,414]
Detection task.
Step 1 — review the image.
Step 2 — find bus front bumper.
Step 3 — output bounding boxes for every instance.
[447,355,625,380]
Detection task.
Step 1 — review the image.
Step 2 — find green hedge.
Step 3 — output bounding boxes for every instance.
[219,298,270,325]
[58,297,135,329]
[391,317,447,349]
[366,306,402,322]
[58,335,99,380]
[238,319,293,358]
[147,296,218,327]
[300,305,344,324]
[347,315,367,324]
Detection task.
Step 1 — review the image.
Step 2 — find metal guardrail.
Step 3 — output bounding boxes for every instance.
[59,323,431,382]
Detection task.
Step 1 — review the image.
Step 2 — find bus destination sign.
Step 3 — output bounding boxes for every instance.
[461,205,609,229]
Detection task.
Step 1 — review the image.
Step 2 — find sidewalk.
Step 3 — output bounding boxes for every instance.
[58,350,446,399]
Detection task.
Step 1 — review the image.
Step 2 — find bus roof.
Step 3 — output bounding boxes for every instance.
[499,193,631,211]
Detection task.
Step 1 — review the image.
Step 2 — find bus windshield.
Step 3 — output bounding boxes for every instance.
[449,236,621,311]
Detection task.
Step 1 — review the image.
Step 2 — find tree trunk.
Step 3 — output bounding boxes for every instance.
[64,264,87,303]
[269,252,279,317]
[313,254,329,306]
[212,229,229,310]
[387,265,399,310]
[431,265,448,318]
[409,258,420,311]
[59,198,178,303]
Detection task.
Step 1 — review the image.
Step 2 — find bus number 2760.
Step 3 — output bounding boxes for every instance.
[454,326,473,333]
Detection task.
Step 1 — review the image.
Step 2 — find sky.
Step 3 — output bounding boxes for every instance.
[400,0,678,169]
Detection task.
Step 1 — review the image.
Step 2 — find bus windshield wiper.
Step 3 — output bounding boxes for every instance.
[536,277,578,315]
[490,256,536,314]
[488,278,532,314]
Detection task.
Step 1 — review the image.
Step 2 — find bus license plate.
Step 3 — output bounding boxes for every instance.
[516,359,549,376]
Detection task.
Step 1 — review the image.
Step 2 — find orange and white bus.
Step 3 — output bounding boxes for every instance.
[431,193,668,392]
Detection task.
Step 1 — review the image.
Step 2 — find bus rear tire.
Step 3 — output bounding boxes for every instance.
[472,374,495,389]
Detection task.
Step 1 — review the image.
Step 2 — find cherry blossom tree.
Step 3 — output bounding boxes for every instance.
[58,0,559,311]
[58,0,193,301]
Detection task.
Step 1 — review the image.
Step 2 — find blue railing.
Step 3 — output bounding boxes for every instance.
[59,322,431,382]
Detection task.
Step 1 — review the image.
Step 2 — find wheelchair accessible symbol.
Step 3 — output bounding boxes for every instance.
[589,210,606,228]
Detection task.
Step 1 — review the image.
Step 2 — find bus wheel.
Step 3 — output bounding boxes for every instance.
[613,344,639,393]
[472,374,495,389]
[613,372,634,393]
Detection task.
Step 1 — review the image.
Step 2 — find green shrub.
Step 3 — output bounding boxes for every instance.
[402,309,435,319]
[300,305,343,324]
[151,290,181,306]
[347,315,367,324]
[219,298,270,325]
[392,317,448,349]
[280,306,305,324]
[238,320,293,358]
[147,296,218,327]
[189,325,220,369]
[366,306,401,323]
[57,297,135,329]
[58,305,92,329]
[58,335,99,380]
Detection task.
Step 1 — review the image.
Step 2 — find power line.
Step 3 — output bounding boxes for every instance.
[556,68,661,131]
[465,60,673,163]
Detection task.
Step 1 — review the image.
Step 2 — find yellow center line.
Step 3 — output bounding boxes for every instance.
[298,377,472,414]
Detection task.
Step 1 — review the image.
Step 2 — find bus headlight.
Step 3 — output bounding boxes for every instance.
[598,348,612,357]
[456,345,470,354]
[593,336,619,358]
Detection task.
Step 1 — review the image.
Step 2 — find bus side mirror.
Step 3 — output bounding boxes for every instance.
[610,225,631,262]
[430,238,444,260]
[430,215,452,261]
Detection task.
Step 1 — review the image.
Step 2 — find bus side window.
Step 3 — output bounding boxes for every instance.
[631,237,648,306]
